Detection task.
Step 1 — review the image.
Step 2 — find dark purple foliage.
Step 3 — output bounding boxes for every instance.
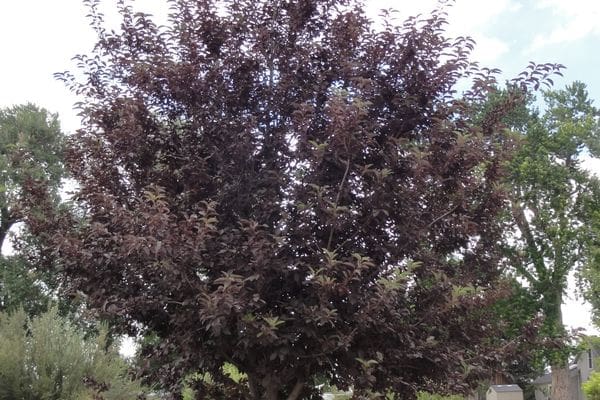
[25,1,562,398]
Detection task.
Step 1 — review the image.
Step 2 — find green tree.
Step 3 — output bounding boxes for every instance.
[0,103,64,245]
[582,184,600,327]
[0,306,146,400]
[502,81,600,400]
[0,103,65,315]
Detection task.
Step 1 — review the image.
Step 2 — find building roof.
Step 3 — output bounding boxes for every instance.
[533,372,552,385]
[489,385,522,393]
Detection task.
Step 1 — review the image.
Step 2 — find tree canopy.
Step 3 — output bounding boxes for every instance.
[28,1,562,398]
[0,103,65,316]
[0,103,64,248]
[499,81,600,400]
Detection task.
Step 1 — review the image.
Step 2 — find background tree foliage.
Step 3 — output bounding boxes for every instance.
[0,307,146,400]
[27,0,562,399]
[0,103,63,246]
[498,81,600,400]
[0,104,66,316]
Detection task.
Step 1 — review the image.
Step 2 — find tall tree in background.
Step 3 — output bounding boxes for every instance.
[28,1,561,398]
[0,104,65,315]
[502,81,600,400]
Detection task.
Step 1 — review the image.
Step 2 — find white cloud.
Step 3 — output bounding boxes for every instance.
[470,35,510,64]
[364,0,514,64]
[0,0,94,133]
[508,2,524,13]
[0,0,173,134]
[528,0,600,50]
[444,0,519,63]
[445,0,519,33]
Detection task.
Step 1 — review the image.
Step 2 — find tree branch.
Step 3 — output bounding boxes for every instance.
[506,248,537,285]
[427,205,459,228]
[510,199,546,278]
[327,158,351,251]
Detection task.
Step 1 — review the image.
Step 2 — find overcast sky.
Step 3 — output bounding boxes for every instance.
[1,0,599,335]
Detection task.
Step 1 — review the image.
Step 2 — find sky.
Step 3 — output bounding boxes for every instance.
[1,0,599,338]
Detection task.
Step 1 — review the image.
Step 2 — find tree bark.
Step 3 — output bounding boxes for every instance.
[259,373,280,400]
[286,380,304,400]
[248,373,261,400]
[264,384,278,400]
[550,291,572,400]
[551,362,571,400]
[246,373,304,400]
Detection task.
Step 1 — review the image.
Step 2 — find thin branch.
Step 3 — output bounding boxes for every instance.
[427,205,459,228]
[327,158,351,251]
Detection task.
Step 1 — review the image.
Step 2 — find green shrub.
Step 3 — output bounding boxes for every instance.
[181,362,250,399]
[0,307,146,400]
[584,371,600,400]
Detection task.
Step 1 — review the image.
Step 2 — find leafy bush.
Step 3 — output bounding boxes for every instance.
[584,371,600,400]
[0,307,146,400]
[180,363,249,399]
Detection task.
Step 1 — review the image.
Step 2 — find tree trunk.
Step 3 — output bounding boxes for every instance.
[246,373,304,400]
[550,291,572,400]
[551,362,571,400]
[264,385,278,400]
[286,380,304,400]
[248,373,261,400]
[260,374,281,400]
